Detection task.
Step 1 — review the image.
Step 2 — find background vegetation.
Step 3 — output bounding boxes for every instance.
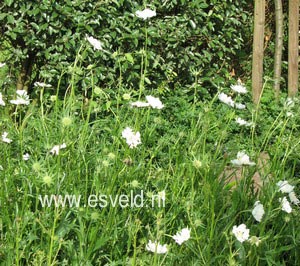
[0,1,299,265]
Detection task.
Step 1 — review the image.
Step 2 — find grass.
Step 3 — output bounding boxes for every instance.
[1,53,300,266]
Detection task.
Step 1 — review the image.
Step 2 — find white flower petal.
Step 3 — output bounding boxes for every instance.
[252,201,265,222]
[231,84,247,94]
[172,227,191,245]
[2,132,12,143]
[277,180,294,193]
[146,95,164,109]
[130,101,151,108]
[135,8,156,20]
[279,197,292,213]
[289,191,300,205]
[146,240,168,254]
[232,224,250,243]
[218,93,234,107]
[231,151,255,166]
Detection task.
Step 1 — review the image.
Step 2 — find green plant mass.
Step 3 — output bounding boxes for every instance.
[0,1,300,265]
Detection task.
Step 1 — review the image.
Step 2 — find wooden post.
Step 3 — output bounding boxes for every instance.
[252,0,266,104]
[288,0,299,97]
[274,0,283,99]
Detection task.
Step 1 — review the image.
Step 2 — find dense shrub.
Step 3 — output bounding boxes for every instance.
[0,0,251,93]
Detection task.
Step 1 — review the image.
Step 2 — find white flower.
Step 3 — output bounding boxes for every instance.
[2,132,12,143]
[279,197,292,213]
[252,201,265,222]
[231,84,247,94]
[10,90,30,105]
[146,95,164,109]
[23,153,30,161]
[121,127,141,148]
[34,82,52,88]
[232,224,250,243]
[50,143,67,155]
[218,93,234,107]
[146,240,168,254]
[130,101,150,108]
[235,117,252,127]
[172,227,191,245]
[135,8,156,20]
[277,180,294,193]
[288,191,300,205]
[86,35,103,50]
[234,102,246,109]
[0,62,5,68]
[0,92,5,106]
[231,151,255,166]
[286,112,294,117]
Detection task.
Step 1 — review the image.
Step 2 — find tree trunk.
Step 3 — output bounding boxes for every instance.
[16,53,35,92]
[252,0,266,105]
[273,0,283,99]
[288,0,299,97]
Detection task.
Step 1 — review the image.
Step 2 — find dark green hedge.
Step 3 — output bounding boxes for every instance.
[0,0,251,93]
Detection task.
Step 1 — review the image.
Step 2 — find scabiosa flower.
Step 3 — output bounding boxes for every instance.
[34,82,52,88]
[121,127,141,148]
[2,132,12,143]
[130,101,150,108]
[0,92,5,106]
[172,227,191,245]
[232,224,250,243]
[231,84,247,94]
[234,102,246,109]
[277,180,294,193]
[42,174,52,186]
[50,143,67,155]
[122,93,131,100]
[193,159,202,169]
[146,240,168,254]
[231,151,255,166]
[218,92,235,107]
[146,95,164,109]
[279,197,292,213]
[252,201,265,222]
[289,191,300,205]
[23,153,30,161]
[10,90,30,105]
[235,117,253,127]
[61,116,73,127]
[135,8,156,20]
[86,35,103,50]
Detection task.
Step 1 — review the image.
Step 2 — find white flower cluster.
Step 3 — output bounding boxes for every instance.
[130,95,164,109]
[10,90,30,105]
[231,151,255,166]
[146,227,191,254]
[50,143,67,155]
[277,180,299,212]
[121,127,141,149]
[135,8,156,20]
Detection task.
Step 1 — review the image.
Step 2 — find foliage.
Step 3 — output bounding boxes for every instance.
[0,0,251,94]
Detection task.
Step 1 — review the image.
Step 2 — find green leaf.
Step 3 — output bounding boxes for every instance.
[125,53,134,64]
